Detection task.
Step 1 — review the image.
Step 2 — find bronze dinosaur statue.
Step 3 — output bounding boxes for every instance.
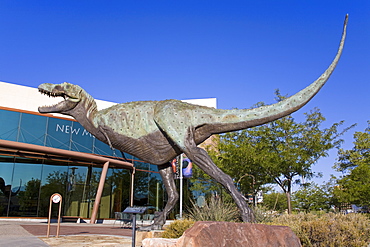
[38,15,348,230]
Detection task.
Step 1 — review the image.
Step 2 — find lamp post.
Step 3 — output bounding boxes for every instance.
[282,178,292,214]
[237,173,256,207]
[179,154,183,219]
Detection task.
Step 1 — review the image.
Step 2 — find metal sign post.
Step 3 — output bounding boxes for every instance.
[47,193,62,238]
[123,206,147,247]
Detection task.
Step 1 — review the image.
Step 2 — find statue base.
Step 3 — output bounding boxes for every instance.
[142,221,302,247]
[136,230,164,245]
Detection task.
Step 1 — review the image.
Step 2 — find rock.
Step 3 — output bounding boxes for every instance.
[137,230,164,244]
[175,221,301,247]
[142,237,178,247]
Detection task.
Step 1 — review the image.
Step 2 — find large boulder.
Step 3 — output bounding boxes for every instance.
[137,230,164,246]
[142,221,301,247]
[142,238,178,247]
[177,221,301,247]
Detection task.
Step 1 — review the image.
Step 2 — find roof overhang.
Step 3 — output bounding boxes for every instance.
[0,139,133,169]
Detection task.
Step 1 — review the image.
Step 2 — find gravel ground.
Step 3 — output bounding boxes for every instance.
[39,235,134,246]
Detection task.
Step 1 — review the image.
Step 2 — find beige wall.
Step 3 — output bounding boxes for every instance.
[0,81,217,116]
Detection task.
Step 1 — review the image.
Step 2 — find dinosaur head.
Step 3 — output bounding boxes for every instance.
[38,82,84,114]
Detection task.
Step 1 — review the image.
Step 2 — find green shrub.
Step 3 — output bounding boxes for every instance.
[161,219,195,238]
[186,197,240,222]
[268,213,370,247]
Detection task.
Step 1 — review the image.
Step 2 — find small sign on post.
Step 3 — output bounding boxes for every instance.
[47,193,62,238]
[123,206,147,247]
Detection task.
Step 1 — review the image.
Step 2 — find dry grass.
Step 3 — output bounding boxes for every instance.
[186,197,240,222]
[162,197,239,239]
[268,213,370,247]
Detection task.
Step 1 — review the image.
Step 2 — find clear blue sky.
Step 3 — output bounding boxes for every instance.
[1,1,369,187]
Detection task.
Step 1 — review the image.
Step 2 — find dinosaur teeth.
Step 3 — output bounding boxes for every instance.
[38,87,79,103]
[41,91,59,97]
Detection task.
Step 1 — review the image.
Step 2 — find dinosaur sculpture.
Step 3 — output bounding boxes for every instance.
[38,15,348,230]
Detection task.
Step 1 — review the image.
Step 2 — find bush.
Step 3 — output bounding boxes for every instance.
[161,219,195,239]
[268,213,370,247]
[252,205,280,223]
[186,197,240,222]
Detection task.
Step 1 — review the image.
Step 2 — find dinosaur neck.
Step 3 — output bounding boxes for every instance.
[68,95,101,138]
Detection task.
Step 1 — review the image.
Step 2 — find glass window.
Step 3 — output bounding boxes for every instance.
[88,166,113,218]
[0,162,14,189]
[39,164,68,217]
[18,113,47,146]
[10,162,42,216]
[122,152,134,161]
[0,162,15,217]
[133,170,149,206]
[148,172,164,211]
[109,168,131,213]
[45,117,72,150]
[65,166,90,218]
[149,164,159,172]
[93,139,115,156]
[0,110,20,141]
[134,160,150,170]
[68,122,94,153]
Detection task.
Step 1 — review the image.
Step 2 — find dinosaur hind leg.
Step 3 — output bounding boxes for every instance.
[183,129,255,222]
[148,162,179,230]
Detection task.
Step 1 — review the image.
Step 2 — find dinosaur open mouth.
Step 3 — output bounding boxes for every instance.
[38,88,80,113]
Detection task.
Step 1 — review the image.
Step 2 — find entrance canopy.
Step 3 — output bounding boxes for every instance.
[0,139,134,223]
[0,139,133,169]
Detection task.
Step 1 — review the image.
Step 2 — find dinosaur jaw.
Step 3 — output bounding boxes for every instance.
[38,85,80,113]
[38,98,79,113]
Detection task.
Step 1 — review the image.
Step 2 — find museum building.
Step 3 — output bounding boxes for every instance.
[0,81,216,220]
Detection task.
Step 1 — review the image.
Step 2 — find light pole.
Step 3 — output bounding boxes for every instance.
[179,154,183,219]
[237,173,256,207]
[282,178,292,214]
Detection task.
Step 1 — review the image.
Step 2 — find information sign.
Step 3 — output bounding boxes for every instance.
[123,206,147,214]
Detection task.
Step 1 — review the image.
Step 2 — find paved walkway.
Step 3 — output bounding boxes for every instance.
[0,220,49,246]
[0,219,143,246]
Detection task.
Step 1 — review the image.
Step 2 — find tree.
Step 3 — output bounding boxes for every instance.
[334,123,370,206]
[292,182,333,212]
[18,178,41,215]
[208,91,353,213]
[189,160,225,198]
[262,192,288,213]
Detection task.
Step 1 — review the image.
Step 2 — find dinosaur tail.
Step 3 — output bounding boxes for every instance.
[210,14,348,134]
